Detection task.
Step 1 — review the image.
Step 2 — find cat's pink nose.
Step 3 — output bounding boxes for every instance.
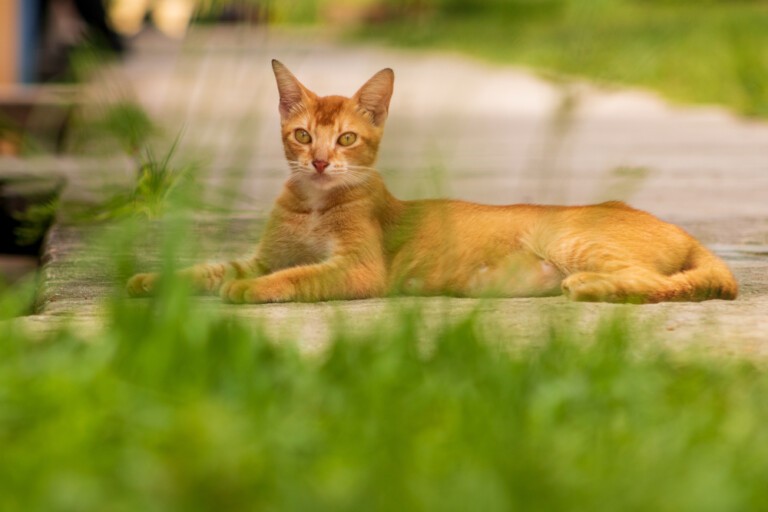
[312,160,329,174]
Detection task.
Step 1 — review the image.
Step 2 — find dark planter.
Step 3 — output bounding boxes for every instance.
[0,175,64,256]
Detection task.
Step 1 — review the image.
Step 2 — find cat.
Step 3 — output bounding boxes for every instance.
[127,60,738,304]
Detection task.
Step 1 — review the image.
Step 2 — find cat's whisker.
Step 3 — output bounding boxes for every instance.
[286,159,313,171]
[334,170,372,189]
[345,165,379,172]
[288,163,314,176]
[340,176,360,193]
[336,167,369,177]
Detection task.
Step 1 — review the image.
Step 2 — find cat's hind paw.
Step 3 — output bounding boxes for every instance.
[561,272,620,302]
[126,272,159,297]
[562,272,649,303]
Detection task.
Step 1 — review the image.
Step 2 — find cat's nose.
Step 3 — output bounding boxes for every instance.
[312,160,329,174]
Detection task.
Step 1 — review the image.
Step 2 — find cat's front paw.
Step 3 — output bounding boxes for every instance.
[220,279,250,303]
[220,278,294,304]
[127,272,159,297]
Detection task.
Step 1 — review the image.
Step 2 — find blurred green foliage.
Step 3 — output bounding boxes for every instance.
[195,0,324,24]
[59,43,197,220]
[2,233,768,510]
[353,0,768,117]
[95,101,157,158]
[84,140,199,221]
[192,0,768,116]
[12,197,61,247]
[67,95,198,220]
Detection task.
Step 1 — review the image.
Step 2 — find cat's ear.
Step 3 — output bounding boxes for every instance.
[272,60,313,118]
[353,68,394,126]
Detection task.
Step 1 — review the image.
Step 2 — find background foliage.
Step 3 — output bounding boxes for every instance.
[195,0,768,117]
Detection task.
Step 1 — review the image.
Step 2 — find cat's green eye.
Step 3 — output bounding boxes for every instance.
[337,132,357,147]
[294,129,312,144]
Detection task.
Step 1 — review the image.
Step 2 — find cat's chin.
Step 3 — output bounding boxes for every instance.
[307,174,337,190]
[295,171,367,194]
[294,173,341,194]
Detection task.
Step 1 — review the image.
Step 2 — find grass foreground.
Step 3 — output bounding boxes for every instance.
[356,0,768,117]
[2,268,768,510]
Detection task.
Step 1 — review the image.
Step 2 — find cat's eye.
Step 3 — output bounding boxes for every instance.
[337,132,357,147]
[294,129,312,144]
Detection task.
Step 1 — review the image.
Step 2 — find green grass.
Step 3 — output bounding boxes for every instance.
[2,244,768,510]
[355,0,768,117]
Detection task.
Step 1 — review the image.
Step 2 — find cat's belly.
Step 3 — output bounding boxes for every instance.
[383,199,565,296]
[388,248,564,297]
[466,258,564,297]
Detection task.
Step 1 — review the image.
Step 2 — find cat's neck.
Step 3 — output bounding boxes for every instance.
[282,174,381,213]
[289,181,328,211]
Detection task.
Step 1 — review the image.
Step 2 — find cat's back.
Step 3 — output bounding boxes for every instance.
[384,197,696,266]
[547,200,691,242]
[382,198,549,258]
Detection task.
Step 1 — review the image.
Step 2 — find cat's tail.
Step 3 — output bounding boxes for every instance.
[653,243,738,302]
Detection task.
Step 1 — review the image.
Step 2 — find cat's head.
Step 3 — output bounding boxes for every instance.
[271,60,394,192]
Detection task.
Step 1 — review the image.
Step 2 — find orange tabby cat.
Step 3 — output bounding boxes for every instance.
[127,60,738,304]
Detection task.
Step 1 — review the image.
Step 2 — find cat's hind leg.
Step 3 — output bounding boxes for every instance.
[466,252,565,298]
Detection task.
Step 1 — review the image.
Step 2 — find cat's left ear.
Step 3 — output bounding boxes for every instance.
[272,59,314,118]
[353,68,394,126]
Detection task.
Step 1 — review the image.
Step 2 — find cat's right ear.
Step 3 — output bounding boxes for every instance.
[272,60,312,118]
[354,68,395,126]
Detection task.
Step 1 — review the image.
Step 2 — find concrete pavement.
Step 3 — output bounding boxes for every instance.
[7,26,768,354]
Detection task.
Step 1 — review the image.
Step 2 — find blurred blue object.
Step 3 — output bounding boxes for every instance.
[20,0,39,83]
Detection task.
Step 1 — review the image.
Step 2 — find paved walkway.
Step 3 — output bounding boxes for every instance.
[7,27,768,354]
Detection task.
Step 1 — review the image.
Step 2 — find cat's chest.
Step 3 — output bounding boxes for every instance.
[283,210,336,262]
[300,211,328,243]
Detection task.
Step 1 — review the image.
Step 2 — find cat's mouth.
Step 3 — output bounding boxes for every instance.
[310,173,332,182]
